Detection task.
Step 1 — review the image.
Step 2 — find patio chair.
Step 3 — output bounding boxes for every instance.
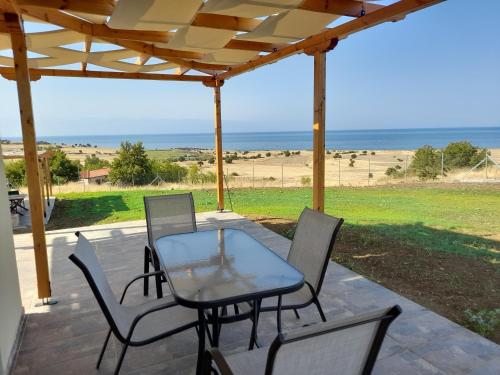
[261,207,343,331]
[69,232,199,375]
[143,193,197,298]
[203,305,402,375]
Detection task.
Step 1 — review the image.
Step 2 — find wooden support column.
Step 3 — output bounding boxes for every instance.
[305,39,338,212]
[204,80,225,211]
[6,13,51,299]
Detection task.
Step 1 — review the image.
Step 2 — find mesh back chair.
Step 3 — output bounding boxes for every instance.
[143,193,197,298]
[261,207,344,331]
[69,232,199,375]
[204,305,401,375]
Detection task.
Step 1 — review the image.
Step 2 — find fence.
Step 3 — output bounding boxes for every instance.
[44,149,500,194]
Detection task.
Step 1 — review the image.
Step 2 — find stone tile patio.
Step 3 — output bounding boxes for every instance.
[11,211,500,374]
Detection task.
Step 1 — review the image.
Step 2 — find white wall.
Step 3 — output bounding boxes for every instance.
[0,149,23,375]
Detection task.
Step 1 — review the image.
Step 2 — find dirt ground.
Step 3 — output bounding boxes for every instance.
[249,215,500,344]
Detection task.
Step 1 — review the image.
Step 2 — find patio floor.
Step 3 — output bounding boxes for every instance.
[11,211,500,374]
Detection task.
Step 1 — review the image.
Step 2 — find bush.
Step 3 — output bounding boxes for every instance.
[265,152,271,157]
[444,141,487,169]
[300,176,311,186]
[50,150,80,183]
[326,150,331,155]
[351,153,357,159]
[385,167,403,178]
[150,159,187,182]
[371,151,376,155]
[464,308,500,337]
[208,156,215,164]
[348,159,355,167]
[4,160,26,187]
[410,145,441,180]
[83,155,110,171]
[333,153,342,159]
[109,141,152,185]
[224,155,234,164]
[283,150,291,157]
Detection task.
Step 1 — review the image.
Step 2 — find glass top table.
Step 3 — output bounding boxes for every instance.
[155,228,304,309]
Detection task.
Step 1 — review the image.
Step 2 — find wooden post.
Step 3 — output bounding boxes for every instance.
[305,39,337,212]
[204,80,224,211]
[45,157,53,196]
[7,13,51,299]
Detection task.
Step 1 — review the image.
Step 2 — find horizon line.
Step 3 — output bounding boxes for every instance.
[2,124,500,139]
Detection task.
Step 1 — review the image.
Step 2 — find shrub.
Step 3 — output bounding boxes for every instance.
[150,159,187,182]
[243,151,249,155]
[443,141,487,169]
[283,150,291,157]
[326,150,331,155]
[265,152,271,157]
[368,172,373,178]
[351,153,357,159]
[348,159,355,167]
[83,155,110,171]
[50,149,80,183]
[300,176,311,186]
[385,167,403,178]
[4,160,26,187]
[208,156,215,164]
[410,145,441,180]
[224,155,233,164]
[109,141,152,185]
[371,151,376,155]
[231,172,239,176]
[464,308,500,337]
[333,153,342,159]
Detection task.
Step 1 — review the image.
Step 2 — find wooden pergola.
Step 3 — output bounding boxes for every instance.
[0,0,443,301]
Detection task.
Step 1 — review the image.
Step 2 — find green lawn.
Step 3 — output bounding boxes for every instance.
[53,185,500,260]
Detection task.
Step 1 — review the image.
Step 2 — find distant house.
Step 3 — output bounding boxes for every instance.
[80,168,110,185]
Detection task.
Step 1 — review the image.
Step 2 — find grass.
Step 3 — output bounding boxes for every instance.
[146,149,211,160]
[51,185,500,260]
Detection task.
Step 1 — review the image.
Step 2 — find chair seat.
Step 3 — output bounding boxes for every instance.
[118,296,198,343]
[224,347,269,375]
[261,284,313,310]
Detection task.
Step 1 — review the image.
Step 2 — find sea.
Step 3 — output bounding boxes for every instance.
[5,127,500,151]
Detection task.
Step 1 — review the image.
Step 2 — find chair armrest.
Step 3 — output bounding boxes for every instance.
[204,349,234,375]
[120,270,165,304]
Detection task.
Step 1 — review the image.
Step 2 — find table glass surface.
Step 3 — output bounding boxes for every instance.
[155,228,304,307]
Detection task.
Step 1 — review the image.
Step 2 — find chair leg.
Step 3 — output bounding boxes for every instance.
[96,328,112,369]
[313,296,327,322]
[293,308,300,320]
[152,251,163,299]
[114,341,130,375]
[143,246,150,296]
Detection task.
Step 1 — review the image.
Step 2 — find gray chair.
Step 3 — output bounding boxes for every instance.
[143,193,197,298]
[204,305,401,375]
[69,232,199,375]
[261,207,344,331]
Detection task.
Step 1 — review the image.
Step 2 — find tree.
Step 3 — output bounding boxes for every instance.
[109,141,152,185]
[443,141,487,169]
[410,145,441,180]
[83,154,110,171]
[4,160,26,187]
[50,149,80,183]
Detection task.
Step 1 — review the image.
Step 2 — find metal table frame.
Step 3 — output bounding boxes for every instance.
[155,228,304,374]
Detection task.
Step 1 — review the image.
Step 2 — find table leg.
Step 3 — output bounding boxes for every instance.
[196,309,206,375]
[277,295,283,334]
[249,299,262,350]
[211,307,220,347]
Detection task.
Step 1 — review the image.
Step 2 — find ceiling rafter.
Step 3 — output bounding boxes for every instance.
[0,66,213,81]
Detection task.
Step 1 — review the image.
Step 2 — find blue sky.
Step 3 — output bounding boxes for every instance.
[1,0,499,137]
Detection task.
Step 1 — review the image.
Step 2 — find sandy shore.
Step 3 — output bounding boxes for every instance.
[2,143,499,188]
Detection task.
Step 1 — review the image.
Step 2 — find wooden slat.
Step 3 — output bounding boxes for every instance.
[312,51,326,212]
[6,12,51,299]
[81,35,92,71]
[15,0,115,15]
[192,13,261,32]
[300,0,384,18]
[217,0,444,79]
[136,53,150,66]
[0,66,214,82]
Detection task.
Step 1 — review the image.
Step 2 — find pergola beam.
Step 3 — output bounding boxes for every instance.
[0,66,214,82]
[217,0,444,80]
[6,12,51,299]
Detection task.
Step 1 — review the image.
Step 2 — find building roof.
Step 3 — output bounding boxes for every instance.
[80,167,110,179]
[0,0,443,82]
